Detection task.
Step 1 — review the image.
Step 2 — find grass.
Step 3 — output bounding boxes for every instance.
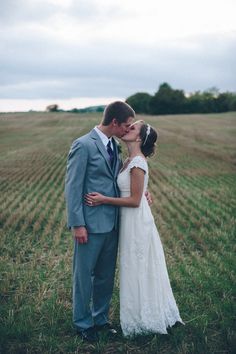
[0,111,235,353]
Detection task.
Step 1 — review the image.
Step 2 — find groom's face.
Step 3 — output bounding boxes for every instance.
[121,121,142,142]
[113,116,134,138]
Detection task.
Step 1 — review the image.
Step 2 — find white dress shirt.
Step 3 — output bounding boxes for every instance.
[94,126,114,150]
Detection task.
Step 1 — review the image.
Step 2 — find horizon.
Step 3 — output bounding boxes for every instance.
[0,97,123,113]
[1,86,236,113]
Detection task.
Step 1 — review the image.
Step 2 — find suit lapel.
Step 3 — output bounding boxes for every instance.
[90,129,114,174]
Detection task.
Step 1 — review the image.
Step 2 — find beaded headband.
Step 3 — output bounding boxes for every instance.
[143,124,151,145]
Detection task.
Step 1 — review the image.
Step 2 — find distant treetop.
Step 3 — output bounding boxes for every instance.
[126,83,236,115]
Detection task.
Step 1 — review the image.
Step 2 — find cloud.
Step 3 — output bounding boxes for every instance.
[1,29,235,98]
[0,0,58,25]
[0,0,235,106]
[0,0,126,28]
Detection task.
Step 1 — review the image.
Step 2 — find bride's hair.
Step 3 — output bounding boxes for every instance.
[139,123,158,157]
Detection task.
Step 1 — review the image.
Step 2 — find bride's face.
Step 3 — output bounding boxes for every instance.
[121,122,142,142]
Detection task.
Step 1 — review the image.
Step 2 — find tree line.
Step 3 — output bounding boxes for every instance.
[46,104,105,113]
[125,83,236,115]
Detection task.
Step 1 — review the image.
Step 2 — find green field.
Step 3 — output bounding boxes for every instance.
[0,111,235,354]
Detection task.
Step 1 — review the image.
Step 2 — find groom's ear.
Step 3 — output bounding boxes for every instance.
[112,118,118,127]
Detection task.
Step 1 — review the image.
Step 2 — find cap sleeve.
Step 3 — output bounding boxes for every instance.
[129,156,148,174]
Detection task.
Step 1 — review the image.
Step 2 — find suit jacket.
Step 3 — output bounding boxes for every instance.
[65,128,122,233]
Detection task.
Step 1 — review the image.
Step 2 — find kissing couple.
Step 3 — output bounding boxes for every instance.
[65,101,183,342]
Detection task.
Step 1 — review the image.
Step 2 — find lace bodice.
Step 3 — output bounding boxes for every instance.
[118,156,148,197]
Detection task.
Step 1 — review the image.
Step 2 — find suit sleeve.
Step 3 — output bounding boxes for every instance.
[65,140,88,228]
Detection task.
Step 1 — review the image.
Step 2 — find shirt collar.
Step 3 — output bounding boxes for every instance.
[94,126,112,148]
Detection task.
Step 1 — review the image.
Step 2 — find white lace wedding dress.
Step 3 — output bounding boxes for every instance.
[118,156,183,336]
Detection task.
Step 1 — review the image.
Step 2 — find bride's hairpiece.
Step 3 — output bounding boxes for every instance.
[143,124,151,145]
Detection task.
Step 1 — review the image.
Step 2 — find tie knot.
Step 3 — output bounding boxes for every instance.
[107,140,111,148]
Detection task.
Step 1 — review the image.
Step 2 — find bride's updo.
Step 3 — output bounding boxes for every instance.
[140,123,158,157]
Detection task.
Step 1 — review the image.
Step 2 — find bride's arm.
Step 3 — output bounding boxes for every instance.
[85,168,145,208]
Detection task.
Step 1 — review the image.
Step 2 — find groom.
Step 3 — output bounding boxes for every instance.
[65,101,135,342]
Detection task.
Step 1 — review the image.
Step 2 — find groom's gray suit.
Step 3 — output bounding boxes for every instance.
[65,128,121,331]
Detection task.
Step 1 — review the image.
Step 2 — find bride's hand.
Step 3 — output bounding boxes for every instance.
[85,192,105,206]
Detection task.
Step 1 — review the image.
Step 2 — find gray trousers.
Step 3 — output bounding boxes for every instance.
[73,230,118,331]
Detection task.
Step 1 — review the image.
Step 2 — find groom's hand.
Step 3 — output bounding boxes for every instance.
[145,191,153,206]
[73,226,88,244]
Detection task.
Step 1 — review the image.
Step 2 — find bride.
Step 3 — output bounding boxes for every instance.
[85,120,184,336]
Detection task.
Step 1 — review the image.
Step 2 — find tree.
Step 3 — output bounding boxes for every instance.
[126,92,152,114]
[125,83,236,115]
[150,83,187,114]
[185,91,204,113]
[215,92,236,112]
[46,104,59,112]
[186,91,216,113]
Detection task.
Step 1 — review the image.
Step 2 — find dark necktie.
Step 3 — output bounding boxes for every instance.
[107,140,114,167]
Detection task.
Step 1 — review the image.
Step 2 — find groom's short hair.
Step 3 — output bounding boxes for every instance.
[102,101,135,126]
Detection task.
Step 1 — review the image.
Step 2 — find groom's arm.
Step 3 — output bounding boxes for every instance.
[86,167,145,207]
[65,139,88,235]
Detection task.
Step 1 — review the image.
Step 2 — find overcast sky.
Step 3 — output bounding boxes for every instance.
[0,0,235,111]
